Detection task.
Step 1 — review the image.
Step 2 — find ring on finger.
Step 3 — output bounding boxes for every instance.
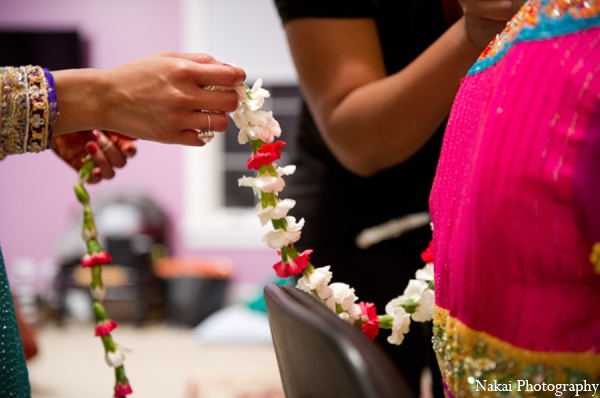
[198,112,214,143]
[100,140,114,152]
[198,129,214,143]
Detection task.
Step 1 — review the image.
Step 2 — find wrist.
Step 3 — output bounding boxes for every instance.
[52,68,109,135]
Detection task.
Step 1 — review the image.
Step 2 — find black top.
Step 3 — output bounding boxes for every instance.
[275,0,448,247]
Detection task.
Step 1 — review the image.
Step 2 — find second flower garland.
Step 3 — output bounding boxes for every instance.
[233,79,435,345]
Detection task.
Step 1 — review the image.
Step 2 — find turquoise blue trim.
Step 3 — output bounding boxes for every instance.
[468,1,600,75]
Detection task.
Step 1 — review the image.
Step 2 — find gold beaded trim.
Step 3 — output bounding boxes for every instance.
[433,306,600,397]
[478,0,600,62]
[1,66,52,160]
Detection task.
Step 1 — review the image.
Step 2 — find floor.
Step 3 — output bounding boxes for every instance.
[27,323,284,398]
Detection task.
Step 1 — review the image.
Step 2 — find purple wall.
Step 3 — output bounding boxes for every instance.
[0,0,278,291]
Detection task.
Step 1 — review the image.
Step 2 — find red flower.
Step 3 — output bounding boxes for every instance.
[420,240,433,263]
[81,251,112,268]
[114,380,133,397]
[273,249,312,278]
[247,141,285,170]
[359,302,379,340]
[95,319,118,337]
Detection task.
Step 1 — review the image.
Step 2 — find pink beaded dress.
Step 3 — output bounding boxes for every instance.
[429,1,600,396]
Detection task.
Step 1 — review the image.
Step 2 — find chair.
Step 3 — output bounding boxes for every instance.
[264,283,415,398]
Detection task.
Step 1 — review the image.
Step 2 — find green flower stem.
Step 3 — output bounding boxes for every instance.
[115,366,128,384]
[90,265,103,290]
[78,160,94,182]
[399,299,418,314]
[378,314,394,329]
[271,218,287,231]
[83,205,95,230]
[101,333,117,353]
[74,160,131,396]
[302,262,315,276]
[260,191,277,209]
[279,246,290,262]
[87,238,102,255]
[74,183,90,204]
[250,139,263,154]
[93,301,109,322]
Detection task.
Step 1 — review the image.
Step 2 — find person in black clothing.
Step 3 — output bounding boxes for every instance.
[272,1,523,396]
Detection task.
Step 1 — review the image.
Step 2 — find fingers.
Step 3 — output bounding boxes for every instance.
[93,130,127,168]
[85,130,137,182]
[159,51,246,87]
[194,88,240,113]
[193,62,247,87]
[196,111,229,132]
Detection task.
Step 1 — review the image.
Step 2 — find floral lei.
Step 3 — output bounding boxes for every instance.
[73,79,434,397]
[74,163,132,397]
[233,79,435,345]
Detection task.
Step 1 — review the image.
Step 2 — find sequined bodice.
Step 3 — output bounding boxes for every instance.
[429,1,600,396]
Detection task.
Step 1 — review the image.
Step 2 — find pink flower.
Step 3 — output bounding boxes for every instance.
[273,249,312,278]
[247,141,285,170]
[81,251,112,268]
[420,240,433,263]
[95,319,118,337]
[114,380,133,397]
[359,302,380,340]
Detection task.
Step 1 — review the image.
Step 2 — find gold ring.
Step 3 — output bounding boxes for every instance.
[100,141,113,152]
[206,112,212,132]
[198,112,214,143]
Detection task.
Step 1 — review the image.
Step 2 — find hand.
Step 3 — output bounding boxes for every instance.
[459,0,525,49]
[53,130,137,183]
[52,52,247,146]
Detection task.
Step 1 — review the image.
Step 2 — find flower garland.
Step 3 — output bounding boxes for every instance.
[74,162,132,398]
[70,78,434,397]
[233,79,435,345]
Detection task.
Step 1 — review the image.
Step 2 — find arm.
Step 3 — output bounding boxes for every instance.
[52,51,246,146]
[284,17,482,177]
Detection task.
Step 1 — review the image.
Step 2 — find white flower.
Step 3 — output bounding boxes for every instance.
[416,263,434,282]
[276,164,296,176]
[238,165,295,196]
[341,303,362,324]
[325,283,358,313]
[412,288,434,322]
[402,279,429,301]
[105,347,126,367]
[252,112,281,143]
[262,216,304,249]
[232,106,250,132]
[90,285,105,301]
[237,125,255,145]
[386,279,433,323]
[324,282,362,323]
[238,174,284,196]
[244,108,270,127]
[234,85,249,103]
[386,306,411,345]
[236,111,281,144]
[297,266,333,300]
[256,199,296,226]
[245,78,270,111]
[81,226,98,242]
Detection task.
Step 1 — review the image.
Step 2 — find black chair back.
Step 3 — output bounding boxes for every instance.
[264,283,414,398]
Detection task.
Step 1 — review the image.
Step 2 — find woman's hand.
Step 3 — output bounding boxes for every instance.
[459,0,525,49]
[53,130,137,183]
[52,52,246,146]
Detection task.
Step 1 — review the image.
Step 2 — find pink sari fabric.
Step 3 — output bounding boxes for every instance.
[430,1,600,396]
